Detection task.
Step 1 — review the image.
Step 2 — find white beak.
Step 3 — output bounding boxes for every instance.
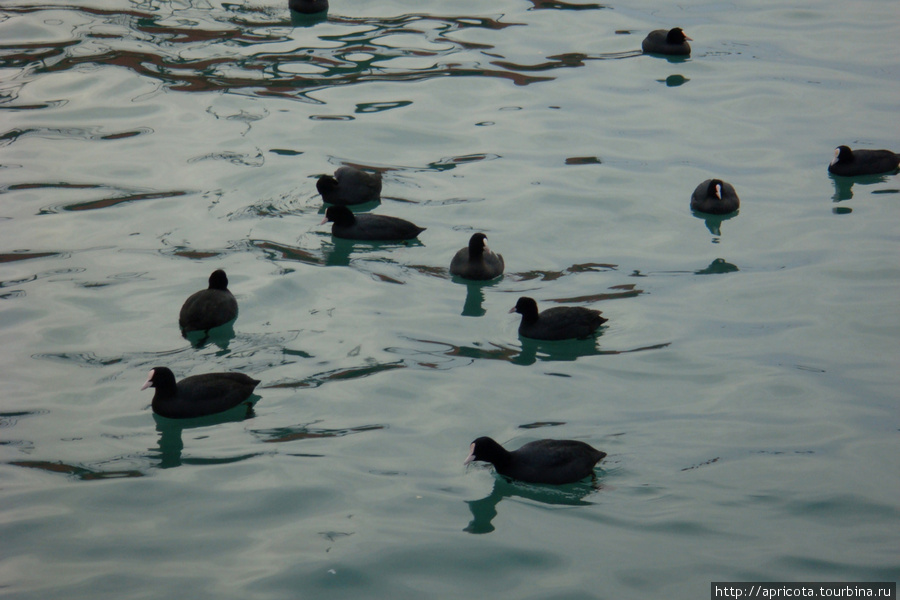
[140,369,154,391]
[463,442,476,465]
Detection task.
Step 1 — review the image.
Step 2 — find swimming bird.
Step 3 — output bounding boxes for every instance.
[289,0,327,14]
[690,179,740,214]
[316,166,382,206]
[828,145,900,177]
[178,270,238,333]
[320,205,425,241]
[464,437,606,485]
[450,233,504,281]
[510,297,607,341]
[141,367,260,419]
[642,27,692,56]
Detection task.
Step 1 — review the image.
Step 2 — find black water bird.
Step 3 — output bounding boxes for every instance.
[450,233,504,281]
[289,0,327,14]
[178,270,238,333]
[320,205,425,241]
[690,179,740,215]
[316,166,382,205]
[465,437,606,485]
[510,297,607,341]
[642,27,691,56]
[828,145,900,177]
[141,367,260,419]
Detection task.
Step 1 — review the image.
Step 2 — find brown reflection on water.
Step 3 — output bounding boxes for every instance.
[547,283,642,304]
[265,361,406,389]
[526,0,607,9]
[4,182,188,214]
[254,422,385,444]
[0,6,599,100]
[513,262,618,283]
[0,251,59,264]
[10,460,144,480]
[394,337,670,367]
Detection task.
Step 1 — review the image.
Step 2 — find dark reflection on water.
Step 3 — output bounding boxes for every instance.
[252,237,424,274]
[32,351,125,368]
[152,402,260,469]
[0,251,60,264]
[450,277,503,317]
[315,199,381,214]
[182,321,237,350]
[829,172,898,202]
[9,460,144,480]
[290,9,328,28]
[253,239,324,266]
[692,210,739,237]
[390,337,670,368]
[461,283,487,317]
[518,421,566,429]
[252,421,385,444]
[513,262,618,283]
[513,336,608,365]
[694,258,739,275]
[265,360,406,389]
[645,53,692,64]
[33,329,304,381]
[1,6,572,99]
[545,283,642,304]
[0,409,48,429]
[491,49,641,74]
[526,0,608,9]
[464,474,601,534]
[657,74,689,87]
[0,182,188,214]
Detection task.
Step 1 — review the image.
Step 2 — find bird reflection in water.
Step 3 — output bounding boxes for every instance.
[464,476,602,534]
[151,402,258,469]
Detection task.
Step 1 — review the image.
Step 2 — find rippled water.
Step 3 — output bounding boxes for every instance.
[2,0,899,597]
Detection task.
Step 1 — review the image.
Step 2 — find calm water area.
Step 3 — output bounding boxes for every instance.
[1,0,899,597]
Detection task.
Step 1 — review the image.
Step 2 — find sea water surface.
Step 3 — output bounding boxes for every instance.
[1,0,898,598]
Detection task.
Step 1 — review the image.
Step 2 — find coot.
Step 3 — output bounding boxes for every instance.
[510,297,607,341]
[178,270,238,333]
[690,179,740,214]
[450,233,504,280]
[828,146,900,177]
[642,27,691,56]
[289,0,327,14]
[465,437,606,485]
[316,166,382,205]
[141,367,260,419]
[320,205,425,241]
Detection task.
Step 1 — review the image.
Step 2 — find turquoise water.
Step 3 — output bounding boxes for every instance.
[1,0,899,597]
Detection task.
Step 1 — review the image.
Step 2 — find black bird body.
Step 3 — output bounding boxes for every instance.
[450,233,504,280]
[690,179,740,215]
[289,0,327,14]
[321,206,425,241]
[465,437,606,485]
[142,367,260,419]
[178,270,238,332]
[828,146,900,177]
[316,166,382,205]
[642,27,692,56]
[511,297,606,341]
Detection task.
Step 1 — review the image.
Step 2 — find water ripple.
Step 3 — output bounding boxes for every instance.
[1,182,190,214]
[0,6,578,102]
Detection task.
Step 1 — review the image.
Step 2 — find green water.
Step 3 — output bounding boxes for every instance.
[1,0,898,598]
